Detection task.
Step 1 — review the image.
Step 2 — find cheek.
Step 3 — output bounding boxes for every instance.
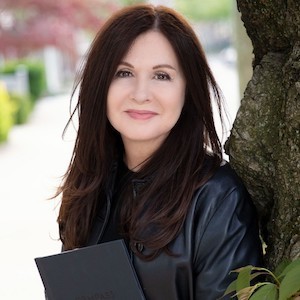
[107,81,127,110]
[172,95,185,123]
[107,84,119,113]
[171,93,185,115]
[106,93,116,126]
[174,82,186,109]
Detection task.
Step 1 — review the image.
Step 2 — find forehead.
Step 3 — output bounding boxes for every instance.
[122,30,180,66]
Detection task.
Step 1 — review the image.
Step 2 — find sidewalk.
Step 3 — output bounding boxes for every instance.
[0,56,239,299]
[0,94,76,299]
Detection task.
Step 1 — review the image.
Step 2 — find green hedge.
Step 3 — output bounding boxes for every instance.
[175,0,232,20]
[0,59,46,102]
[0,82,16,143]
[0,59,46,143]
[10,93,32,124]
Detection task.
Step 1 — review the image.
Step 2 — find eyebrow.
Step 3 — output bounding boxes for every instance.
[119,61,176,71]
[153,64,176,71]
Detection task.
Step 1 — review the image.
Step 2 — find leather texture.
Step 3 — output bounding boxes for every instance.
[87,162,263,300]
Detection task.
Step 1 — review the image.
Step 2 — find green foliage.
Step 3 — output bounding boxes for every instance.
[25,61,46,101]
[9,93,32,124]
[223,259,300,300]
[0,60,46,102]
[175,0,232,20]
[0,82,16,143]
[119,0,145,5]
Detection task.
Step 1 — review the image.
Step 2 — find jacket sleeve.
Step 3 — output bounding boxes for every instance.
[193,185,263,300]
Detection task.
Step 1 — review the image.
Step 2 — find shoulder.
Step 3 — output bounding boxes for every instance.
[191,162,262,297]
[188,160,258,247]
[205,160,246,190]
[190,161,259,252]
[193,161,251,215]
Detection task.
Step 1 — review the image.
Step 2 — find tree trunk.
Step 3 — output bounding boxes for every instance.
[225,0,300,270]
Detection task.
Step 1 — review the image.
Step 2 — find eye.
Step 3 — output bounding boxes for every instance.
[115,70,133,78]
[154,72,171,81]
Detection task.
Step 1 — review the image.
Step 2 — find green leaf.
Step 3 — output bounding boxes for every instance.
[250,283,279,300]
[236,266,253,296]
[222,266,256,298]
[274,260,291,278]
[278,259,300,280]
[222,279,237,297]
[245,266,280,285]
[279,264,300,300]
[232,265,254,273]
[236,286,259,300]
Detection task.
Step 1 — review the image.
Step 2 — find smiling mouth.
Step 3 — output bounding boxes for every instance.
[125,109,158,120]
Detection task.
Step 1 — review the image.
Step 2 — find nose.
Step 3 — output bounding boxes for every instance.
[131,77,150,103]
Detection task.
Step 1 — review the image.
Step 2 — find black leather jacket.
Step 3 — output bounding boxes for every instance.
[86,162,263,300]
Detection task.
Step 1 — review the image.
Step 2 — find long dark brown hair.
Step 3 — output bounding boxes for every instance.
[57,4,224,258]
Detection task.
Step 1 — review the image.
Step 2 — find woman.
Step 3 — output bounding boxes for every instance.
[57,4,262,299]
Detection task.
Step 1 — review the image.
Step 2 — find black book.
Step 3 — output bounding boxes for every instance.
[35,239,145,300]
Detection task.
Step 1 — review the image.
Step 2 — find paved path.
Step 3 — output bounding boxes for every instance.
[0,56,238,299]
[0,94,76,299]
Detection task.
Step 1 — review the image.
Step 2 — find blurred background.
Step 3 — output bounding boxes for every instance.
[0,0,253,298]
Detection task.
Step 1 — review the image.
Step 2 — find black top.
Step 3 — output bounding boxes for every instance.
[87,161,263,300]
[101,159,133,243]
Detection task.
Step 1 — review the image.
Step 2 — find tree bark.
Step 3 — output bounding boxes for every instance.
[225,0,300,270]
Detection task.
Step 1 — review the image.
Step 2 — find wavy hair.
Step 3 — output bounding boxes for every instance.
[58,4,224,258]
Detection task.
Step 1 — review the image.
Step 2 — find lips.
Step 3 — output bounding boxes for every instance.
[125,109,158,120]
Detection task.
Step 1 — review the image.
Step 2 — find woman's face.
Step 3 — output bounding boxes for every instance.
[107,30,186,153]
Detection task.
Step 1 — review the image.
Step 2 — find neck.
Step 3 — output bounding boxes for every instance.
[124,153,148,172]
[122,140,161,171]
